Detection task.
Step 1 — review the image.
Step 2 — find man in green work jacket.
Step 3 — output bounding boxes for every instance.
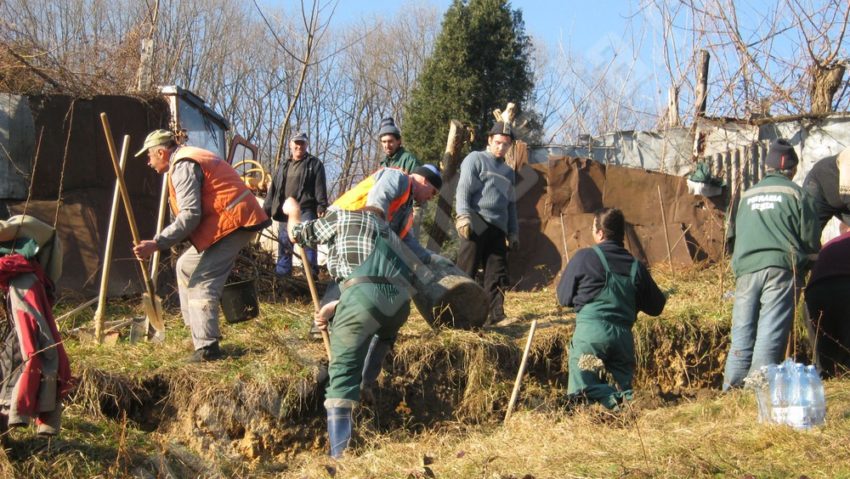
[722,139,820,390]
[377,117,422,173]
[557,208,666,409]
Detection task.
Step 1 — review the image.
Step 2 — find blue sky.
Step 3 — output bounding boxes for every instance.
[329,0,636,56]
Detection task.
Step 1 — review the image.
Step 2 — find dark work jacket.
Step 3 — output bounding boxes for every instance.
[263,153,328,222]
[556,240,666,316]
[803,155,850,232]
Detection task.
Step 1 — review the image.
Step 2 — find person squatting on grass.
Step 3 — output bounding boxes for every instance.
[455,121,519,325]
[283,197,433,458]
[722,139,820,390]
[132,130,271,363]
[556,208,666,409]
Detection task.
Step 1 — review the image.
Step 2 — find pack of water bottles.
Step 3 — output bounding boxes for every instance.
[750,358,826,430]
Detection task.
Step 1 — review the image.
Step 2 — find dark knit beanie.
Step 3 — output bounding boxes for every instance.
[766,139,799,171]
[378,117,402,138]
[488,121,515,140]
[413,164,442,190]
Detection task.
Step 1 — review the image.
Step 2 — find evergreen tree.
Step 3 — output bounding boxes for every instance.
[403,0,535,163]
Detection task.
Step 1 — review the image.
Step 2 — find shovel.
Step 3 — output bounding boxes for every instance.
[93,135,130,343]
[100,113,165,335]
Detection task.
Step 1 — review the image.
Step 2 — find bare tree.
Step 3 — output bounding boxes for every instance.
[648,0,849,119]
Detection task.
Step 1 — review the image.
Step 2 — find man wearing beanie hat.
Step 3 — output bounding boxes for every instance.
[722,138,820,389]
[803,147,850,233]
[133,129,271,362]
[455,121,519,325]
[377,117,422,174]
[263,131,328,278]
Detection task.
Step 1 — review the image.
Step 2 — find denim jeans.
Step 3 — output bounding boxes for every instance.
[722,267,798,390]
[276,209,318,276]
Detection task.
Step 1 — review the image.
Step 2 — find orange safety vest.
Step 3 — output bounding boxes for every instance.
[167,146,269,252]
[332,168,415,238]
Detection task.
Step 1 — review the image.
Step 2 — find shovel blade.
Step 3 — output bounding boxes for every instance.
[142,293,165,333]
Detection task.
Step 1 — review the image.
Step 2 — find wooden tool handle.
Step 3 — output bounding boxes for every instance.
[100,114,156,289]
[504,318,538,423]
[297,244,332,361]
[100,115,142,245]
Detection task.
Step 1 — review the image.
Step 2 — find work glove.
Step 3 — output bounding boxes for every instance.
[456,215,472,240]
[429,253,454,268]
[508,233,520,251]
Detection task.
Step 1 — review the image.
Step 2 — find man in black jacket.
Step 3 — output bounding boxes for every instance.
[803,147,850,233]
[263,132,328,277]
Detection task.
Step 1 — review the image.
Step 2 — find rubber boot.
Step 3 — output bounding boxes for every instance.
[327,406,353,458]
[360,336,393,403]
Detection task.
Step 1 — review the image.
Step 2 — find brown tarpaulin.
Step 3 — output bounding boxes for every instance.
[3,95,170,296]
[509,156,726,290]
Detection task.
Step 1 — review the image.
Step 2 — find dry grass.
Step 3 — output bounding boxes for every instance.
[5,262,840,478]
[290,379,850,478]
[63,295,324,379]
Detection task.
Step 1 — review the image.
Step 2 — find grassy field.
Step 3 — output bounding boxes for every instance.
[3,264,846,478]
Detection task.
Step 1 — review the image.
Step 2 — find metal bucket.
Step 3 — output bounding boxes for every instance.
[220,275,259,324]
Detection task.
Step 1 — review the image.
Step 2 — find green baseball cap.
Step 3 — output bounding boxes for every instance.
[135,129,175,157]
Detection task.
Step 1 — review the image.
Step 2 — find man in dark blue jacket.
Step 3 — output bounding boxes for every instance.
[263,132,328,277]
[557,208,666,409]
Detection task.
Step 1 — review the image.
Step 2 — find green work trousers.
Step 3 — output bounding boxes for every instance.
[324,229,413,405]
[567,246,638,409]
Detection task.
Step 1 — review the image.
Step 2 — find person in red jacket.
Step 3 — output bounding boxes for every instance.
[133,130,271,362]
[806,223,850,376]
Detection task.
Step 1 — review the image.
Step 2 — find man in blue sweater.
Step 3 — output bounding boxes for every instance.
[455,122,519,325]
[557,208,666,409]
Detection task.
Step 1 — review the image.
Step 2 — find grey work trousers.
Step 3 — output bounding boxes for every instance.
[176,229,257,350]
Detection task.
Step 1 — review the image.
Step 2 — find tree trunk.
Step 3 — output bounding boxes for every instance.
[667,86,680,127]
[428,120,469,251]
[694,50,710,118]
[810,62,846,114]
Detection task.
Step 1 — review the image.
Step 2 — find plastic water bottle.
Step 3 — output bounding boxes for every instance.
[805,365,826,426]
[769,364,789,424]
[755,365,774,423]
[786,363,812,429]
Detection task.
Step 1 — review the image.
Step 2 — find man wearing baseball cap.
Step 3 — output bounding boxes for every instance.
[722,139,820,389]
[263,131,328,278]
[132,129,271,362]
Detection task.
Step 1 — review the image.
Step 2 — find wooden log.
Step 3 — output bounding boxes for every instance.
[428,119,469,251]
[694,50,710,118]
[667,86,680,127]
[411,261,488,330]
